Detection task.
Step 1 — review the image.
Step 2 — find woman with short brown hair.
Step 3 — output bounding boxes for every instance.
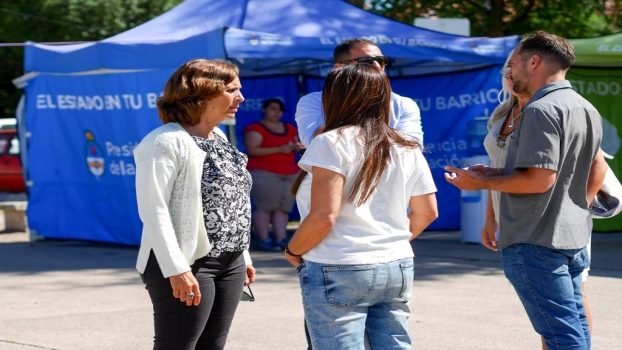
[134,59,254,349]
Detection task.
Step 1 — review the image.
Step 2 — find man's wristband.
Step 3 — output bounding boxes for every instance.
[285,245,304,258]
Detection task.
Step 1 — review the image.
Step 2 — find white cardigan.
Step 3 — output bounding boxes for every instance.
[134,122,251,278]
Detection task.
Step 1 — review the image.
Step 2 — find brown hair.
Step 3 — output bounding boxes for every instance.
[333,38,377,63]
[157,59,239,125]
[262,98,285,112]
[322,63,420,206]
[518,31,575,70]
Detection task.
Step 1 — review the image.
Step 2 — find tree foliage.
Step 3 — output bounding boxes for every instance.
[1,0,621,116]
[0,0,182,115]
[347,0,621,38]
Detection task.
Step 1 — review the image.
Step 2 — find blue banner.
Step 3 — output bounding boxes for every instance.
[25,67,502,244]
[306,67,503,230]
[25,70,299,244]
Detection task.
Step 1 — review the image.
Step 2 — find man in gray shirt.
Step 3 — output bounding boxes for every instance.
[444,31,603,349]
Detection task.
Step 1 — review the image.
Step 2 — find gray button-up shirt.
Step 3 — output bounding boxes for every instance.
[499,80,603,250]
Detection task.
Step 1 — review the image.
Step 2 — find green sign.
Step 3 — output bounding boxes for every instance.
[568,67,622,231]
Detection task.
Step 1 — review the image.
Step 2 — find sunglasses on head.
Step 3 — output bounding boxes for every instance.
[342,55,390,67]
[240,284,255,302]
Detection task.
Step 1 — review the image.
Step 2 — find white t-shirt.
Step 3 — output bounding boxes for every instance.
[296,126,437,265]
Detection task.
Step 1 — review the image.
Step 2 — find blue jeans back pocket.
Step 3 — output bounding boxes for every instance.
[399,260,414,301]
[322,265,376,306]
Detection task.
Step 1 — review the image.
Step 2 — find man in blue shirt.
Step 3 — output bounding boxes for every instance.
[295,38,423,147]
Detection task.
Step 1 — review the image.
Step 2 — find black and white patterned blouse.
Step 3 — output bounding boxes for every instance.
[191,133,252,258]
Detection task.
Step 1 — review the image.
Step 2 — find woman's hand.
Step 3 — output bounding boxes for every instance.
[293,141,305,152]
[169,271,201,306]
[246,265,256,285]
[279,143,296,153]
[481,191,498,252]
[480,218,499,252]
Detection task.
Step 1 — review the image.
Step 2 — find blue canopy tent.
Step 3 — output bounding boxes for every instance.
[25,0,516,75]
[19,0,518,244]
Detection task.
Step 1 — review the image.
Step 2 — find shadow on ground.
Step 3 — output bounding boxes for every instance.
[1,231,620,282]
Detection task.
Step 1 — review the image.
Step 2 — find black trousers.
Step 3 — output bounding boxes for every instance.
[141,251,246,350]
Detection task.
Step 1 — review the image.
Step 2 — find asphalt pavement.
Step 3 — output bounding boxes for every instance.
[0,230,621,350]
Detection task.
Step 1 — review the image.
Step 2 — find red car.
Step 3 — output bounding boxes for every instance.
[0,128,26,193]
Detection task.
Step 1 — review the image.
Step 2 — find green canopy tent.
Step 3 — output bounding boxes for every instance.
[571,32,622,67]
[568,33,622,231]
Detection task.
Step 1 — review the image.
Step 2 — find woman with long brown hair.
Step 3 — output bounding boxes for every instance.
[284,63,438,349]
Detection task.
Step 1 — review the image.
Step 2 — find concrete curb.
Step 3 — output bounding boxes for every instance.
[0,201,27,233]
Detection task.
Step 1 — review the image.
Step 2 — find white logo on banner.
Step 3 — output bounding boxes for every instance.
[569,80,620,96]
[105,141,138,176]
[415,88,500,112]
[85,130,105,177]
[36,93,162,111]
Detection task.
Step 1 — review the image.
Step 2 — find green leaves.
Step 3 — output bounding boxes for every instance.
[348,0,620,38]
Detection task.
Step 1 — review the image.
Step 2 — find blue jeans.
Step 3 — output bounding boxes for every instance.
[502,244,590,350]
[298,258,414,350]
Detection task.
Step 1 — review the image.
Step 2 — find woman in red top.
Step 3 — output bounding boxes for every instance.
[244,98,303,250]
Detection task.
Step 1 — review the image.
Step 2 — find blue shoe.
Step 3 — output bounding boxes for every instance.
[276,239,288,250]
[255,238,281,252]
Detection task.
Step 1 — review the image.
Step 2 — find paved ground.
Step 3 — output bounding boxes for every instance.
[0,230,621,350]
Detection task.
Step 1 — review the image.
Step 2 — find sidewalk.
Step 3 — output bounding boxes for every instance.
[0,230,620,349]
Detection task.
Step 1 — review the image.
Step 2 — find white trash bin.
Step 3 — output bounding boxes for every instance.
[460,155,490,244]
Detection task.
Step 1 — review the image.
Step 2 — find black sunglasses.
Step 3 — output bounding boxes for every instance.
[240,284,255,302]
[341,55,390,67]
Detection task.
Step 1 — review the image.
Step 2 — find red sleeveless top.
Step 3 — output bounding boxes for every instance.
[244,122,300,175]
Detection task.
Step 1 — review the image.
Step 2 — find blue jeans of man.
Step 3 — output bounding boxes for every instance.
[298,258,414,350]
[502,244,590,350]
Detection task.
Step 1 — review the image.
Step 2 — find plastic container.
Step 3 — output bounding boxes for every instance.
[460,155,490,244]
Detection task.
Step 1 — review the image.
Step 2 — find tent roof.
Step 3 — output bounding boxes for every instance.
[24,0,518,76]
[570,33,622,67]
[109,0,458,42]
[224,28,517,76]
